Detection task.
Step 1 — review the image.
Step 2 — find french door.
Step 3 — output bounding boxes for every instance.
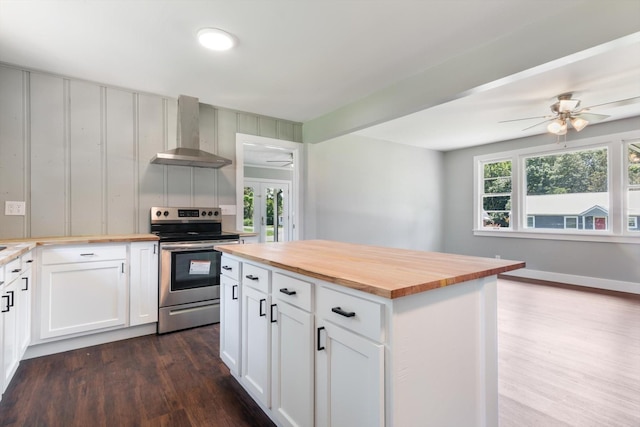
[244,179,291,243]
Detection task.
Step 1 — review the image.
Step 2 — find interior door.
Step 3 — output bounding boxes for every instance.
[244,180,291,243]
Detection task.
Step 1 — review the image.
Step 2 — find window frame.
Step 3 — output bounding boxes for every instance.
[473,130,639,243]
[625,139,640,233]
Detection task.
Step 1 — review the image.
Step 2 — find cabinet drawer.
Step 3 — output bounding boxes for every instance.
[317,285,384,343]
[272,272,312,312]
[242,263,269,293]
[41,244,127,265]
[21,251,34,271]
[220,256,240,281]
[4,258,21,284]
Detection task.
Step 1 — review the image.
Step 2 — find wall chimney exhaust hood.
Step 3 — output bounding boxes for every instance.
[151,95,232,168]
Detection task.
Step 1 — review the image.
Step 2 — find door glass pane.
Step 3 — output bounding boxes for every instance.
[244,186,255,233]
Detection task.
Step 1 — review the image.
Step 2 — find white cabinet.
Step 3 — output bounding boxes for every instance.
[17,251,33,357]
[271,273,314,427]
[1,263,19,393]
[315,285,385,427]
[129,242,158,326]
[220,255,241,375]
[240,263,271,407]
[39,244,127,340]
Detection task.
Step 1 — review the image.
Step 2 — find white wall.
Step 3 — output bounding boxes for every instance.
[443,117,640,286]
[305,134,443,251]
[0,64,301,239]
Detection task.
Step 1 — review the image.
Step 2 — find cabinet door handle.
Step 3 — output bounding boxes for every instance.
[317,326,325,351]
[331,306,356,318]
[259,298,266,317]
[1,295,9,313]
[270,304,277,323]
[22,277,29,291]
[153,244,157,255]
[245,274,259,281]
[222,265,232,271]
[7,290,14,308]
[279,288,297,296]
[121,262,125,273]
[232,284,238,300]
[80,253,95,256]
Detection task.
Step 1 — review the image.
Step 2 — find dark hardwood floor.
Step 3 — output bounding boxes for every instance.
[0,325,275,427]
[1,279,638,426]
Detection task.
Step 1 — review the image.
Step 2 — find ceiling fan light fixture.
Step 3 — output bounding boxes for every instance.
[197,28,235,51]
[547,119,567,135]
[570,117,589,131]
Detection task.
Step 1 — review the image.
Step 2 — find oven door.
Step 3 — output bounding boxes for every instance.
[159,241,228,307]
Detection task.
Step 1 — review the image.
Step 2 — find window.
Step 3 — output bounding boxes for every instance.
[524,147,608,231]
[474,130,640,242]
[627,140,640,232]
[480,160,511,228]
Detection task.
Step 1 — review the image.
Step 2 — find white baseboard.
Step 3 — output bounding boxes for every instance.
[500,268,639,295]
[23,323,158,359]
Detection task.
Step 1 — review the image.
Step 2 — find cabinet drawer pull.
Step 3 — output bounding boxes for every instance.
[80,253,95,256]
[222,265,233,271]
[22,277,29,291]
[26,259,33,264]
[279,288,297,296]
[1,295,9,313]
[331,306,356,318]
[259,298,266,317]
[270,304,277,323]
[232,284,238,300]
[0,281,4,286]
[317,326,325,351]
[246,274,259,281]
[11,268,21,273]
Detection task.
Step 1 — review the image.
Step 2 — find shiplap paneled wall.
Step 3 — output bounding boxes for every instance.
[0,64,302,239]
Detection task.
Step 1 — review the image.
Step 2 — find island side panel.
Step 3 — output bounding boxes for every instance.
[387,276,498,427]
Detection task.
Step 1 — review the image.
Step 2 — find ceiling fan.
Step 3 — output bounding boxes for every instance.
[500,92,640,135]
[266,153,294,167]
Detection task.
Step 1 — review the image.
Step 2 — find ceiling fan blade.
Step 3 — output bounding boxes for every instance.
[573,112,610,123]
[498,115,551,123]
[581,96,640,110]
[521,118,555,131]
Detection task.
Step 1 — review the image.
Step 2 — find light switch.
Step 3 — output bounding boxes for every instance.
[5,201,26,216]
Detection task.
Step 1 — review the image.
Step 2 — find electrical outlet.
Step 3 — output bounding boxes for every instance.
[5,201,26,216]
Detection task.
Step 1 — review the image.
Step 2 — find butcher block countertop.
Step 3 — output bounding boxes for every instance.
[0,234,158,266]
[216,240,525,299]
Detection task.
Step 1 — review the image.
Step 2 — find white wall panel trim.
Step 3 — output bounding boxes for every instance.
[101,86,108,234]
[22,70,31,237]
[63,78,71,236]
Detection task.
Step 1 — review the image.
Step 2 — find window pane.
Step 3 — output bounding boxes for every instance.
[629,188,640,232]
[243,187,255,233]
[484,161,511,179]
[484,177,511,193]
[483,195,510,211]
[525,148,609,231]
[629,143,640,185]
[484,212,510,228]
[481,160,512,229]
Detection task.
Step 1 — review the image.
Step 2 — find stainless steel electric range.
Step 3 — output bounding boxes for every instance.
[150,207,239,334]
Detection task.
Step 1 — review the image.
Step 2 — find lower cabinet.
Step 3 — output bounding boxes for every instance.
[220,274,241,375]
[315,320,384,427]
[1,276,19,393]
[129,242,159,326]
[241,282,271,407]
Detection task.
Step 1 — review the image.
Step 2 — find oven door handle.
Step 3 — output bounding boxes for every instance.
[160,244,218,251]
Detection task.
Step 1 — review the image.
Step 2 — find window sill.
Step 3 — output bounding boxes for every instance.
[473,229,640,244]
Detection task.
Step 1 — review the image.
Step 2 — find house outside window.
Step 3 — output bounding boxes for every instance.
[474,130,639,242]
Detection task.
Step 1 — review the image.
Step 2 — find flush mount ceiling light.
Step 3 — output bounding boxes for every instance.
[197,28,235,51]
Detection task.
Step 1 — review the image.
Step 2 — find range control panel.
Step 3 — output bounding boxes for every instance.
[151,207,221,223]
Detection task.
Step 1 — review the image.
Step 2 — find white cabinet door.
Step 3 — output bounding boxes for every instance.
[271,301,313,427]
[1,278,19,393]
[129,242,159,326]
[40,260,127,339]
[241,284,270,408]
[220,275,241,375]
[316,321,385,427]
[17,266,31,357]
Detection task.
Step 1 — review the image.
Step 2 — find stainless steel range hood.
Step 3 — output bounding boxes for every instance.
[151,95,232,168]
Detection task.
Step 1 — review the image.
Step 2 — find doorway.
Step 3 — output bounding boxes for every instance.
[244,179,291,242]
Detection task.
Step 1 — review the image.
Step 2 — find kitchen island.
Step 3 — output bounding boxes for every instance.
[216,240,524,427]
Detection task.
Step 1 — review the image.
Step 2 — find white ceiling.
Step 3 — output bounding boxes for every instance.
[1,0,639,154]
